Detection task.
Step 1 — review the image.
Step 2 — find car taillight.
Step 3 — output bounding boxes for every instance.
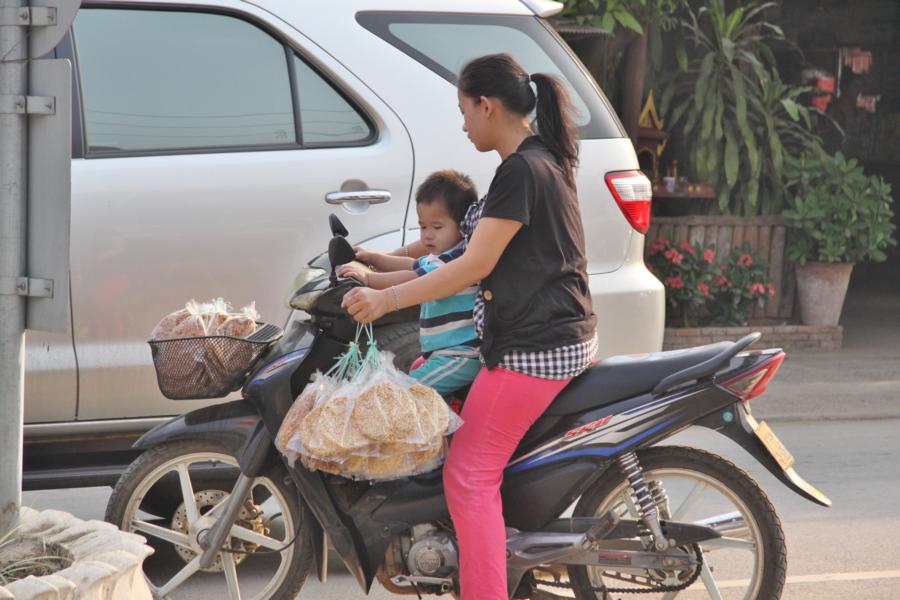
[721,352,786,404]
[605,170,652,234]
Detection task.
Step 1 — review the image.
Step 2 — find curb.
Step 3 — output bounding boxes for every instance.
[0,507,153,600]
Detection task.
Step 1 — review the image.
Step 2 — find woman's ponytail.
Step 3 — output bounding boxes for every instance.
[459,54,579,186]
[530,72,579,186]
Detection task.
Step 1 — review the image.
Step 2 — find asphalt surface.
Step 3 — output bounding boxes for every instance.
[753,266,900,424]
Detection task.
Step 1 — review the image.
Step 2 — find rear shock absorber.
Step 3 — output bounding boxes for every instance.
[648,479,672,520]
[617,452,670,551]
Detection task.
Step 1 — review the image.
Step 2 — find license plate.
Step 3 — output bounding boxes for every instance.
[754,421,795,471]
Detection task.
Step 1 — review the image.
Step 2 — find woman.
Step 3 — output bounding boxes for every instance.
[342,53,597,599]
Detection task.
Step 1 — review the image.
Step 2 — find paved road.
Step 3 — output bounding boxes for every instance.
[24,418,900,599]
[753,273,900,424]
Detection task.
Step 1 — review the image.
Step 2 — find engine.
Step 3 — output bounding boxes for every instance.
[406,524,458,577]
[380,524,459,595]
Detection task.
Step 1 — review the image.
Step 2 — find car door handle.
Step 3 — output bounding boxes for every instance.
[325,190,391,205]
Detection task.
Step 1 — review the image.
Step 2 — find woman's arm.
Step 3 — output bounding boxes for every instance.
[342,217,522,322]
[365,270,418,290]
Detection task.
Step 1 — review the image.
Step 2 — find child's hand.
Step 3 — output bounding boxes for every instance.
[353,246,382,266]
[337,264,369,285]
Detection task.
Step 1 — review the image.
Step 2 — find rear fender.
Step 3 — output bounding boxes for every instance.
[697,404,832,507]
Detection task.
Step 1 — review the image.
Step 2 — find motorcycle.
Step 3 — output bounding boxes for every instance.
[106,215,831,600]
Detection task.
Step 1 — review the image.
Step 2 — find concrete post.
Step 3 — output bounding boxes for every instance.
[0,0,28,537]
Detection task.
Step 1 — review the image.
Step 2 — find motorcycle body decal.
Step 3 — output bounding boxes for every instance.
[507,395,687,473]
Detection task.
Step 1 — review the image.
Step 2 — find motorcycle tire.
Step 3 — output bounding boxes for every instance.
[567,446,787,600]
[106,440,313,600]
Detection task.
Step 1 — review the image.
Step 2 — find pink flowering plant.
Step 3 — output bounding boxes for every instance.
[646,236,718,326]
[707,244,774,326]
[647,236,773,326]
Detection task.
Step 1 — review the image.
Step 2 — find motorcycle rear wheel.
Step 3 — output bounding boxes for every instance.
[106,440,313,600]
[566,446,786,600]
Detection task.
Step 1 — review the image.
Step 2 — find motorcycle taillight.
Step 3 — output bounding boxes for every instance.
[720,351,786,403]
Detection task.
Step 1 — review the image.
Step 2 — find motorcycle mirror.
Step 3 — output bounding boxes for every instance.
[328,236,357,284]
[329,214,349,238]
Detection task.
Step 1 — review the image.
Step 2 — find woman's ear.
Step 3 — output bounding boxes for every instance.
[480,96,497,119]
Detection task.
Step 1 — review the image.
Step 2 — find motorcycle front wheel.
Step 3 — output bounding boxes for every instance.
[106,440,313,600]
[567,446,787,600]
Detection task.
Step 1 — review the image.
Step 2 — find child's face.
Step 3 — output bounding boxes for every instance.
[417,199,462,255]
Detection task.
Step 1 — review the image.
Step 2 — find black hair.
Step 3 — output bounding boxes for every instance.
[458,53,579,185]
[415,170,478,224]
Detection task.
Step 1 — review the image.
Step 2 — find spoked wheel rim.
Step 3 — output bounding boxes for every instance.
[588,468,765,600]
[120,451,295,600]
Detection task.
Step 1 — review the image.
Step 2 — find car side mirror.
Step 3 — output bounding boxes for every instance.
[328,236,356,284]
[329,214,349,238]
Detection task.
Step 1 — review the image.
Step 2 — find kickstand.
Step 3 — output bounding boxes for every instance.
[410,582,423,600]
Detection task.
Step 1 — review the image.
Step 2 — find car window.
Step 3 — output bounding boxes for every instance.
[74,9,296,154]
[389,22,591,126]
[357,12,624,140]
[293,56,373,145]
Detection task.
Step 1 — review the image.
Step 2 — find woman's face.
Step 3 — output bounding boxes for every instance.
[458,90,493,153]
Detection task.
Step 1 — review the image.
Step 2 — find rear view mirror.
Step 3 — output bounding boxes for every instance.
[329,214,349,238]
[328,236,356,267]
[328,237,357,286]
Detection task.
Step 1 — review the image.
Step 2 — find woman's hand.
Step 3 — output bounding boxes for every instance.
[337,264,369,285]
[341,287,392,323]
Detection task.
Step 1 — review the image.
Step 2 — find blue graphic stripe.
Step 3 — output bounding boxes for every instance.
[506,417,677,474]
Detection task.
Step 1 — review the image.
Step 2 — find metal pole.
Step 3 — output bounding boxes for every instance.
[0,0,28,537]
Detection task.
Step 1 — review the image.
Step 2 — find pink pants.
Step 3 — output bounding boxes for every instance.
[443,367,571,600]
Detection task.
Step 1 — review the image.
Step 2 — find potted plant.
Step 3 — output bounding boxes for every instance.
[783,152,896,326]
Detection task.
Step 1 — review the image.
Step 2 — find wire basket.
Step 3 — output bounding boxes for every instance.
[149,323,283,400]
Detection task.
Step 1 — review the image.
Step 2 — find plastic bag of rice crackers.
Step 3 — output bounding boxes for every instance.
[276,328,461,480]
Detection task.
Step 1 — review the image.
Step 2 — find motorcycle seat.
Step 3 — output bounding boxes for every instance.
[545,341,733,416]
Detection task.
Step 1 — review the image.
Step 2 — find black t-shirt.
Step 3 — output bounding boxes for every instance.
[477,136,596,367]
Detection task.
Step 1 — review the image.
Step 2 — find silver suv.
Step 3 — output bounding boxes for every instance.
[24,0,663,489]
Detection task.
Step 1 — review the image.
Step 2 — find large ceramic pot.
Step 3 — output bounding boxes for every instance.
[794,262,854,326]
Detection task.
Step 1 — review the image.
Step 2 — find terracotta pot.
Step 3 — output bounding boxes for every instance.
[794,262,855,326]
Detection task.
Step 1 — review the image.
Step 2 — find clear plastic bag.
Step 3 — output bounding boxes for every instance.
[211,302,262,374]
[276,324,463,480]
[150,299,264,341]
[149,299,270,397]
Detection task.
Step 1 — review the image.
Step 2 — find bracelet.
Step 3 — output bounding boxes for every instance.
[389,286,401,312]
[403,245,409,257]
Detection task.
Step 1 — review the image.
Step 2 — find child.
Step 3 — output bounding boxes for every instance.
[338,170,480,399]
